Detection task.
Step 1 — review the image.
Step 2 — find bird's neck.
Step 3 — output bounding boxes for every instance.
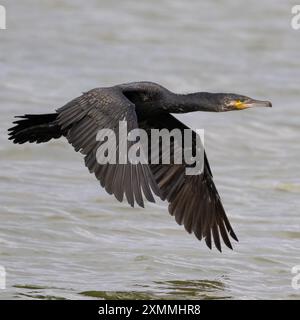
[167,92,219,113]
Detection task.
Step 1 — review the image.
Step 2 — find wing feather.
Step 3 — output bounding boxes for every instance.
[56,88,161,207]
[139,113,238,251]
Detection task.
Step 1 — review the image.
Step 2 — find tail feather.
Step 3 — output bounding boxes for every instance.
[8,113,63,144]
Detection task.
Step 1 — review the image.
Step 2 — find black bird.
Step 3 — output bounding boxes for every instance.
[8,81,272,251]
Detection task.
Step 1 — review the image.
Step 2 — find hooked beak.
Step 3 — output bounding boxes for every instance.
[235,99,272,110]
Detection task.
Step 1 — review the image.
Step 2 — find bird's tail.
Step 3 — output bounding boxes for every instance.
[8,113,63,144]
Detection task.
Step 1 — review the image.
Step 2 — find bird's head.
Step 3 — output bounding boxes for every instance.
[214,93,272,112]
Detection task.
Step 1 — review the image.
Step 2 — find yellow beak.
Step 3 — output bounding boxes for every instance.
[235,101,246,109]
[234,99,272,110]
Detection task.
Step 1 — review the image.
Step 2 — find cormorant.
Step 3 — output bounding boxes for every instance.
[8,81,272,251]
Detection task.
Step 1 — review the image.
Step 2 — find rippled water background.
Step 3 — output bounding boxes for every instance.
[0,0,299,300]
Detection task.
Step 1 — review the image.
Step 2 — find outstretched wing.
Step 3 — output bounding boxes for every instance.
[139,113,238,251]
[56,87,161,207]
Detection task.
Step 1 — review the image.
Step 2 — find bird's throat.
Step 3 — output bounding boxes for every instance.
[168,92,219,113]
